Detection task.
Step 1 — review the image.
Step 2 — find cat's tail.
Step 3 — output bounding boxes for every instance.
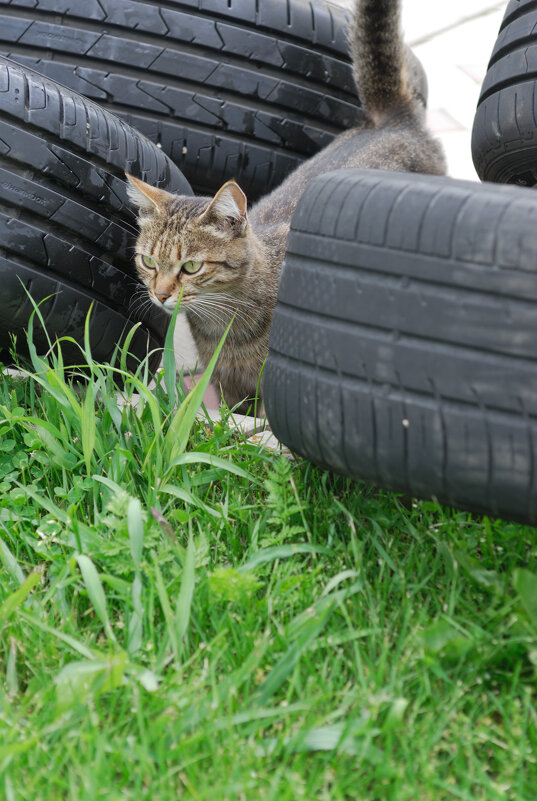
[350,0,420,124]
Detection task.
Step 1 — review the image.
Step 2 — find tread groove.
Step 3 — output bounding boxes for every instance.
[0,40,350,132]
[269,350,537,424]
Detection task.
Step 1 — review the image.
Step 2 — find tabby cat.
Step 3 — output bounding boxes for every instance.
[127,0,446,410]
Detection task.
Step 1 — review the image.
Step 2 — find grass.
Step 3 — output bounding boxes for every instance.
[0,306,536,800]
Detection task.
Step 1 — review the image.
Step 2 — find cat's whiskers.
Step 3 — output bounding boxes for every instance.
[200,291,252,314]
[194,296,250,326]
[190,294,232,315]
[124,207,140,223]
[189,298,228,328]
[129,284,148,300]
[187,300,225,329]
[194,299,249,330]
[187,302,225,332]
[206,293,259,326]
[185,304,204,324]
[210,292,257,310]
[192,306,228,330]
[129,290,147,306]
[130,292,155,317]
[128,289,151,317]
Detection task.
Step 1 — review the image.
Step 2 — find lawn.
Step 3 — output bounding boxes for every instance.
[0,309,536,800]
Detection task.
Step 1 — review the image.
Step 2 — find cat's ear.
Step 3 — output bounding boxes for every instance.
[125,173,174,216]
[201,180,248,235]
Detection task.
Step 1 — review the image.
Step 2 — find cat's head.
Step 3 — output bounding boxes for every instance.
[126,174,255,316]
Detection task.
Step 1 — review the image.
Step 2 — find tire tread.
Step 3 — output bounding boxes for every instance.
[0,55,190,369]
[472,1,537,183]
[265,170,537,524]
[0,0,364,197]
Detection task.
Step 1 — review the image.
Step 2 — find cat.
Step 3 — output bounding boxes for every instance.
[126,0,446,411]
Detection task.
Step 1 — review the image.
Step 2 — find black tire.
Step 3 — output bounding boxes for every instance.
[472,0,537,185]
[0,0,419,201]
[264,168,537,525]
[0,55,192,371]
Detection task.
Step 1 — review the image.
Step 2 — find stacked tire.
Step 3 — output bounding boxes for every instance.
[264,169,537,525]
[472,0,537,185]
[0,0,367,202]
[261,6,537,526]
[0,0,429,375]
[0,55,192,371]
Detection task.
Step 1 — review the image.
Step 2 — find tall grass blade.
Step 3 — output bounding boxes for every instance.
[164,452,256,482]
[82,303,95,370]
[128,574,143,658]
[76,555,116,643]
[81,380,96,475]
[0,738,39,762]
[1,411,79,466]
[19,612,97,660]
[16,368,78,413]
[119,322,142,377]
[255,611,331,706]
[31,424,77,470]
[513,568,537,628]
[22,294,84,415]
[152,554,179,665]
[164,320,232,463]
[6,637,18,695]
[127,498,144,572]
[0,571,41,621]
[159,484,221,519]
[98,382,123,432]
[55,653,127,713]
[240,544,332,573]
[92,475,124,496]
[163,293,183,410]
[127,498,144,657]
[175,532,196,647]
[0,536,25,585]
[18,483,70,524]
[23,290,55,374]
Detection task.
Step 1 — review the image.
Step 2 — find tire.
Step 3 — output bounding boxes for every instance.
[264,169,537,525]
[472,0,537,185]
[0,0,423,202]
[0,55,192,371]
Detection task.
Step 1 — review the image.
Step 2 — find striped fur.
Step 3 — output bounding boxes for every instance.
[351,0,412,122]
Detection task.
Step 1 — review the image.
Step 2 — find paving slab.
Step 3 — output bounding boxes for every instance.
[413,4,506,179]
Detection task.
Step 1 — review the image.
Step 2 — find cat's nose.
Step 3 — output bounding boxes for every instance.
[155,291,171,304]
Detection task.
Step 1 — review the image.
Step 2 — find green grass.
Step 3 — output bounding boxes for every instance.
[0,308,536,800]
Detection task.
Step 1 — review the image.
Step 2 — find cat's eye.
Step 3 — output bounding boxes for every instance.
[141,254,157,270]
[182,260,203,275]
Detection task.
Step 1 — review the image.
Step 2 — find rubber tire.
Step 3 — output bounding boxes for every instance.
[264,168,537,525]
[0,0,391,201]
[472,0,537,185]
[0,55,192,371]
